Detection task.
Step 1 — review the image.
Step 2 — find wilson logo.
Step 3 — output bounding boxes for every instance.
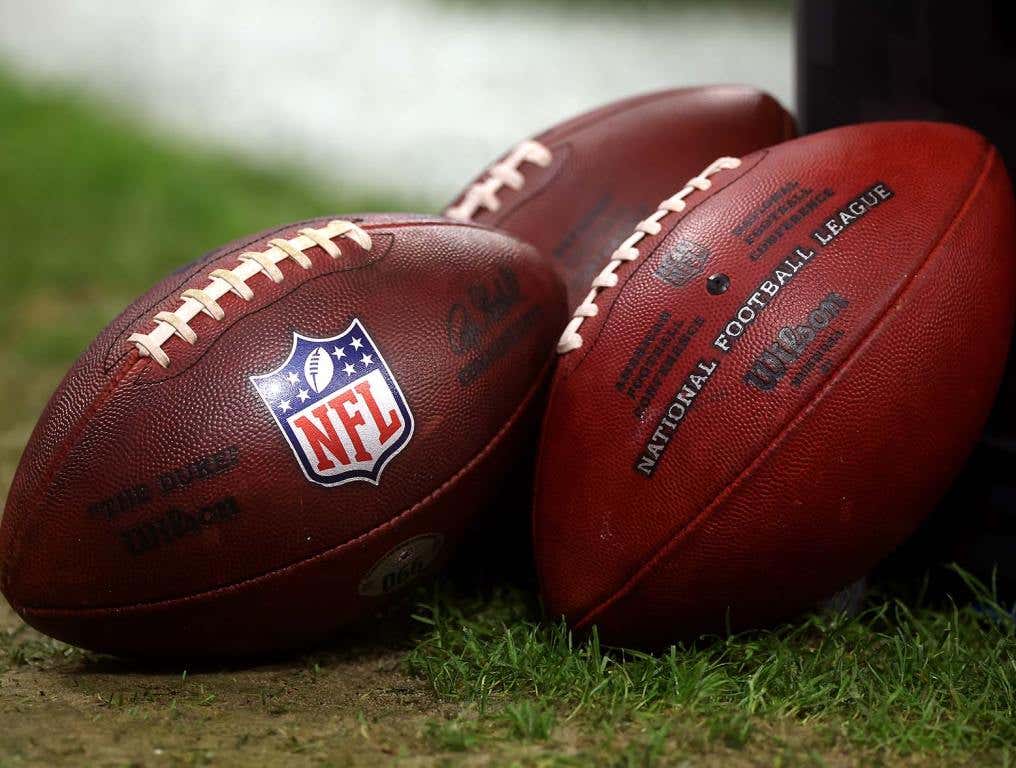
[745,293,849,391]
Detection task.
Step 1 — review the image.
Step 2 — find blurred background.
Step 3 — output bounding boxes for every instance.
[0,0,792,489]
[0,0,792,201]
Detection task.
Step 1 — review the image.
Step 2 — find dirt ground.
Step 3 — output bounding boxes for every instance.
[0,600,866,768]
[1,601,434,766]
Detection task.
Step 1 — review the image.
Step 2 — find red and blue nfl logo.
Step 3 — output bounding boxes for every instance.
[250,319,414,486]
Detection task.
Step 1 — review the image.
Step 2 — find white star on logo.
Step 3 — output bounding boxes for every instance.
[286,371,299,385]
[332,346,346,361]
[298,388,310,402]
[343,362,356,376]
[279,399,292,413]
[361,353,373,366]
[350,337,363,350]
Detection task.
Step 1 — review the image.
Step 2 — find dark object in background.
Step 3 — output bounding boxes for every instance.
[797,0,1016,599]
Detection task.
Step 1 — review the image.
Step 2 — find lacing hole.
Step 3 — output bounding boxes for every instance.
[707,273,730,295]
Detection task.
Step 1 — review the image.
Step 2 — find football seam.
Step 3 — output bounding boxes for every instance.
[484,144,572,227]
[562,151,767,372]
[535,88,695,142]
[462,87,782,226]
[0,351,148,596]
[117,219,523,383]
[130,234,396,384]
[103,217,491,371]
[101,218,312,371]
[535,86,778,147]
[451,88,687,215]
[572,140,997,633]
[11,350,557,618]
[488,90,703,222]
[497,90,789,229]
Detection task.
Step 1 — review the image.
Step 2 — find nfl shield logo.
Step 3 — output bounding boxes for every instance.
[654,239,711,289]
[250,319,414,486]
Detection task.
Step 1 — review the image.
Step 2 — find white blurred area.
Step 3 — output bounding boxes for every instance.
[0,0,792,202]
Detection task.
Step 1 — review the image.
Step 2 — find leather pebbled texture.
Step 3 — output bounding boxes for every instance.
[533,122,1016,647]
[0,215,566,657]
[446,85,796,309]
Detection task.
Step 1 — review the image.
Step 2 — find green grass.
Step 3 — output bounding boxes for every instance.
[501,700,557,741]
[0,68,422,368]
[424,717,481,752]
[407,577,1016,762]
[0,66,1014,767]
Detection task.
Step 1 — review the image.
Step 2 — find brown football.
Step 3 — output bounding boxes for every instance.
[533,122,1016,646]
[0,214,566,657]
[445,85,796,308]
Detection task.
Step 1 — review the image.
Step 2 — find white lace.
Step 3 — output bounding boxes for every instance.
[129,220,372,368]
[556,156,742,354]
[445,140,553,221]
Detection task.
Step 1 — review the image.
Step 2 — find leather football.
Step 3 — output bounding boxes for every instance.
[533,122,1016,646]
[0,214,566,657]
[445,85,796,308]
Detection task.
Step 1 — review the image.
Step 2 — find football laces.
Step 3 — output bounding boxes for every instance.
[445,140,553,222]
[129,220,372,368]
[556,156,742,354]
